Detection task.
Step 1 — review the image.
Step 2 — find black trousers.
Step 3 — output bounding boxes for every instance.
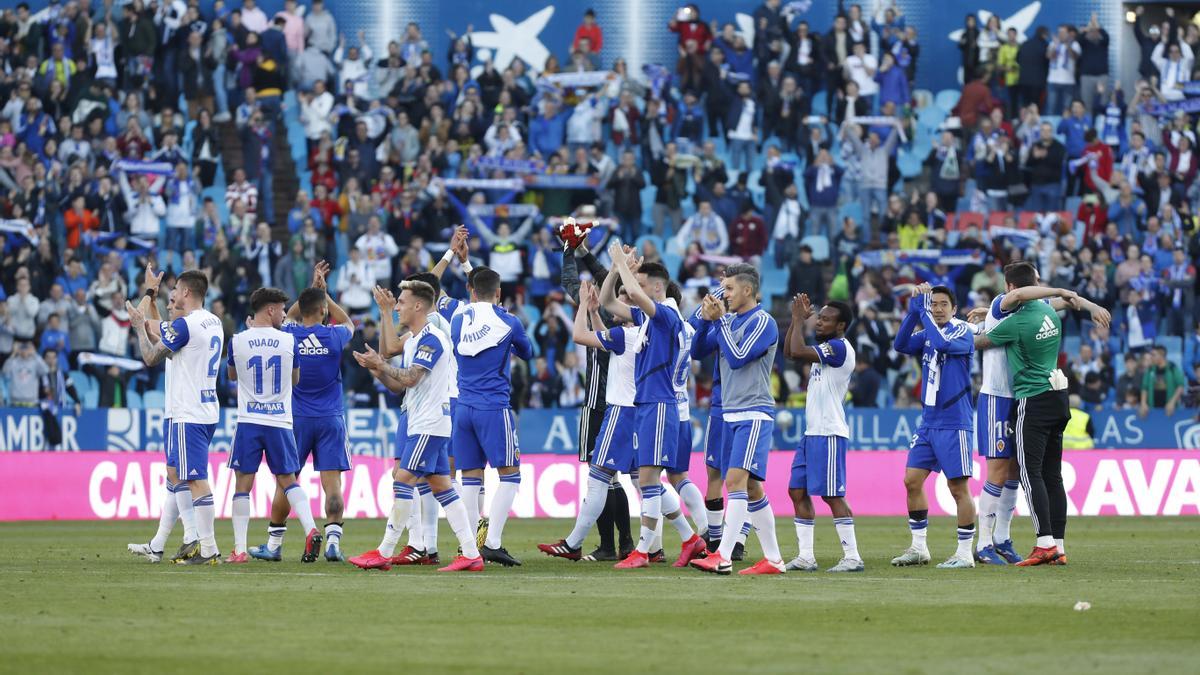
[578,406,632,551]
[1014,390,1070,539]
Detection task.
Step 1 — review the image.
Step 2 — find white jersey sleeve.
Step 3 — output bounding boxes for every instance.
[980,295,1015,398]
[674,321,696,421]
[804,337,855,439]
[162,309,224,425]
[229,326,297,428]
[599,326,638,408]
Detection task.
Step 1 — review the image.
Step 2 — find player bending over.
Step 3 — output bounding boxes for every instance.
[690,263,786,575]
[783,294,863,573]
[348,281,483,572]
[225,288,324,564]
[890,284,977,569]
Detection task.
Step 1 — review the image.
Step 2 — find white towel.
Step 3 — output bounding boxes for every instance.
[454,302,513,356]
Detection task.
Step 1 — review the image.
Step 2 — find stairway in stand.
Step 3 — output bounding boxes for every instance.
[215,119,299,239]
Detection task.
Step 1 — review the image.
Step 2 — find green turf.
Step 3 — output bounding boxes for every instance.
[1,516,1197,674]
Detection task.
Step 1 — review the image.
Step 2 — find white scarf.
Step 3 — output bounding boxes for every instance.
[816,164,833,192]
[455,302,513,356]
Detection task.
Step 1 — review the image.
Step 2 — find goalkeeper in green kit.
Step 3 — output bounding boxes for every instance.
[974,262,1075,567]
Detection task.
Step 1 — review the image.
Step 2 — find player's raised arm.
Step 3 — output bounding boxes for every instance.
[598,244,634,323]
[916,305,973,355]
[432,225,470,279]
[609,241,655,318]
[126,300,173,367]
[572,281,605,349]
[786,293,823,364]
[373,285,406,359]
[998,285,1072,313]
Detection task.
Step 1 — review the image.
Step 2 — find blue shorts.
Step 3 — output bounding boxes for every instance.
[229,422,300,476]
[399,434,451,478]
[667,418,694,475]
[453,404,520,470]
[393,411,409,460]
[165,420,216,481]
[703,407,729,473]
[976,393,1014,459]
[591,405,635,473]
[294,416,350,472]
[907,427,974,480]
[633,402,678,468]
[789,435,847,496]
[725,418,774,482]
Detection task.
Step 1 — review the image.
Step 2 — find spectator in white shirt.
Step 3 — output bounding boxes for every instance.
[298,80,334,150]
[772,182,803,267]
[336,247,375,316]
[844,42,879,104]
[163,161,200,251]
[225,167,259,218]
[673,200,729,255]
[334,31,373,99]
[7,276,39,341]
[1152,40,1195,102]
[354,215,400,283]
[118,171,166,239]
[240,0,270,34]
[1046,25,1081,115]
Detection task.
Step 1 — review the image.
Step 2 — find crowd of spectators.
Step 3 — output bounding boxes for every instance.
[0,0,1197,422]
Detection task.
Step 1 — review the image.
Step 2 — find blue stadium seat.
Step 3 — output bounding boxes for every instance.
[143,390,165,409]
[800,235,830,262]
[1063,335,1081,358]
[838,201,863,225]
[127,390,143,409]
[934,89,961,113]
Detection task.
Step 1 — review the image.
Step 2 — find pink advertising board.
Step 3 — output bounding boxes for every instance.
[0,450,1197,521]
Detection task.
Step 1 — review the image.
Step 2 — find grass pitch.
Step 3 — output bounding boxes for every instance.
[1,516,1197,674]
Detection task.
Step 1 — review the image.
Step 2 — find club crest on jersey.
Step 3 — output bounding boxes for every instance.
[996,440,1006,452]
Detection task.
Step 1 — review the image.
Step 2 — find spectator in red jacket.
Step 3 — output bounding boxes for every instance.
[729,200,768,260]
[1081,129,1114,194]
[1076,193,1109,241]
[668,5,712,53]
[953,69,995,131]
[572,9,603,53]
[63,196,99,249]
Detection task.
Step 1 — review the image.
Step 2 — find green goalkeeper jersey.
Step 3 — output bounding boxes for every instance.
[984,299,1062,399]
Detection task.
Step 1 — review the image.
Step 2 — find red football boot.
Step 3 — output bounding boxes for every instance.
[1014,546,1061,567]
[348,549,393,571]
[673,534,707,568]
[690,552,732,575]
[537,539,583,561]
[614,550,650,569]
[388,545,428,566]
[738,558,786,575]
[437,555,484,572]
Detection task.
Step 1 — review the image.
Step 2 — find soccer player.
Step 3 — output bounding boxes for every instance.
[663,281,709,547]
[537,280,639,560]
[559,233,634,561]
[967,265,1109,565]
[783,294,863,573]
[890,284,977,570]
[348,280,484,572]
[689,264,785,575]
[225,288,324,564]
[274,262,357,562]
[126,270,225,565]
[600,244,707,569]
[127,265,199,563]
[450,266,532,566]
[974,262,1105,566]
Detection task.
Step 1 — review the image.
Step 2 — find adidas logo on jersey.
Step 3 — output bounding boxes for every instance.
[299,334,329,355]
[1035,316,1059,340]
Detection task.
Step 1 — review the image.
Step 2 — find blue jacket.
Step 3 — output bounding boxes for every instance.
[529,111,566,157]
[803,164,843,208]
[1057,115,1091,157]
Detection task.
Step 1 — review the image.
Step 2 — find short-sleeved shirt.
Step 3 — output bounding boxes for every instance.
[228,326,299,428]
[283,322,352,417]
[161,309,224,425]
[404,323,452,437]
[598,326,638,407]
[805,338,855,438]
[986,300,1062,399]
[629,300,684,405]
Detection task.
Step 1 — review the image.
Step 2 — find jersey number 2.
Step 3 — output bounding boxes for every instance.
[247,355,282,395]
[206,336,221,377]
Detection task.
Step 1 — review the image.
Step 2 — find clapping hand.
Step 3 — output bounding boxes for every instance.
[353,344,386,373]
[125,300,146,330]
[701,294,725,321]
[580,280,600,312]
[312,260,331,290]
[791,293,813,323]
[372,285,395,312]
[966,306,988,324]
[142,262,163,293]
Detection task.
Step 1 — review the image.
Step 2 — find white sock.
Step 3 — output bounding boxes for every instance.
[1055,538,1065,555]
[267,523,286,550]
[978,482,1002,552]
[675,479,707,538]
[284,483,317,533]
[484,474,521,549]
[460,476,482,529]
[150,482,180,552]
[1036,534,1054,548]
[717,491,749,559]
[439,490,479,559]
[652,515,664,552]
[176,486,198,543]
[994,480,1020,544]
[833,517,860,560]
[566,469,612,549]
[477,485,486,517]
[193,493,218,557]
[636,484,663,554]
[661,482,694,540]
[380,483,414,557]
[909,515,929,552]
[705,498,724,541]
[231,492,250,555]
[956,525,975,559]
[736,521,751,545]
[324,523,343,551]
[749,498,781,562]
[420,487,440,553]
[794,518,814,559]
[405,486,424,548]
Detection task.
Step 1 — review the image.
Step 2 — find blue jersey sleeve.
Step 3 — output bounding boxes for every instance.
[715,312,778,369]
[991,294,1014,320]
[816,339,847,368]
[690,319,718,359]
[918,313,975,355]
[160,317,190,352]
[629,306,647,326]
[226,338,235,366]
[437,296,461,323]
[507,313,533,360]
[333,324,353,349]
[411,332,444,371]
[649,302,680,331]
[597,327,627,354]
[892,312,924,355]
[293,336,300,366]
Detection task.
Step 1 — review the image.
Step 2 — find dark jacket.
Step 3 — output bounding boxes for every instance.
[1026,139,1065,186]
[1016,35,1050,87]
[610,167,646,220]
[561,251,610,410]
[1077,29,1109,76]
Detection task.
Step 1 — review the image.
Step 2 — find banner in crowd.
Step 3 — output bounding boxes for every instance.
[0,450,1195,520]
[857,249,986,268]
[2,408,1200,454]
